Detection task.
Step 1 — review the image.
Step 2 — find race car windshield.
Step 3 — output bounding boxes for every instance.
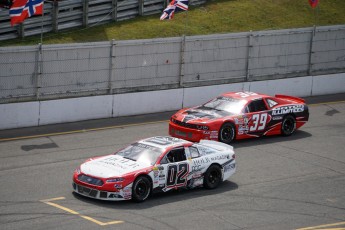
[203,97,247,114]
[116,143,163,166]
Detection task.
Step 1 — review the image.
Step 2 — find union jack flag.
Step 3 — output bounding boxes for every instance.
[308,0,319,8]
[10,0,44,26]
[160,0,188,20]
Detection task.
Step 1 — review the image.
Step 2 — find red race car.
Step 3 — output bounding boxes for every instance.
[169,91,309,144]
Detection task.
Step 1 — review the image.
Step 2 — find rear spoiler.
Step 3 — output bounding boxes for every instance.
[275,94,305,103]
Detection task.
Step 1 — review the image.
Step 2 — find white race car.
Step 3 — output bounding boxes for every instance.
[73,136,236,202]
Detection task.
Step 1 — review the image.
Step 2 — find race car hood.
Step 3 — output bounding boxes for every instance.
[80,155,147,178]
[175,106,231,123]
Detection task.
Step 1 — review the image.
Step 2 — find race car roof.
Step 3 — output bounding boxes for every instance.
[221,91,269,101]
[139,136,191,150]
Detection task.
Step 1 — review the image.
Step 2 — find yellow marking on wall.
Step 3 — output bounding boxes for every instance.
[296,221,345,230]
[40,197,124,226]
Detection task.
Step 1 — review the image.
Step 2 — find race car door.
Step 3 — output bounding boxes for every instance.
[245,99,271,137]
[159,147,190,191]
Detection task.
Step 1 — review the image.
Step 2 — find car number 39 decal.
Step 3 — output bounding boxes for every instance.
[249,113,268,131]
[166,163,189,188]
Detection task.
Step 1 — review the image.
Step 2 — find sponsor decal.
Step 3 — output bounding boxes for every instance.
[235,115,249,125]
[197,146,216,155]
[272,105,304,115]
[192,164,202,172]
[193,157,211,165]
[108,193,123,199]
[114,184,122,189]
[210,131,218,139]
[272,116,283,120]
[192,172,203,179]
[134,142,162,153]
[238,125,249,132]
[210,154,228,161]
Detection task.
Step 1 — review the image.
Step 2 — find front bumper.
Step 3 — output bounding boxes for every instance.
[169,121,218,142]
[72,182,132,201]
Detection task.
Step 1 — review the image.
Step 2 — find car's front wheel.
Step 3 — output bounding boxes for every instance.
[203,165,222,189]
[219,123,236,144]
[281,115,296,136]
[132,176,151,202]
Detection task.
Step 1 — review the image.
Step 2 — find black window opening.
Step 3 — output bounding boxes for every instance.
[166,148,186,163]
[247,99,267,113]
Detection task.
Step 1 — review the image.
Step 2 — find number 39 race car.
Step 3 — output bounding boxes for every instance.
[169,91,309,144]
[73,136,236,202]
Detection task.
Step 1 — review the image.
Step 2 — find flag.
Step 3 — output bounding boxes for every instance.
[175,0,188,12]
[308,0,319,8]
[10,0,44,26]
[160,0,189,20]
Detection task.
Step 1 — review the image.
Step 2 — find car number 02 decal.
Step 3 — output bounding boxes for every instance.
[249,113,268,131]
[166,163,189,188]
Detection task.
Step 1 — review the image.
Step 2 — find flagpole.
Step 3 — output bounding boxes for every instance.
[40,2,44,44]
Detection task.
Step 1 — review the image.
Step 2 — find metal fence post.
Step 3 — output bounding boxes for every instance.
[109,39,116,94]
[83,0,89,27]
[179,35,186,87]
[246,31,253,81]
[36,43,43,100]
[112,0,118,21]
[139,0,144,16]
[308,25,316,76]
[18,23,24,39]
[52,0,59,32]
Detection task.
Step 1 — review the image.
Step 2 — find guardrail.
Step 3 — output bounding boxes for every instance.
[0,0,206,40]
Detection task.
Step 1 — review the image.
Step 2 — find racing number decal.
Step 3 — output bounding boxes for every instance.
[166,163,189,188]
[249,113,268,131]
[235,92,258,98]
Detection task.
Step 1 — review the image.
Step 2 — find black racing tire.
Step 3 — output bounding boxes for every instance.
[132,176,151,202]
[203,165,222,189]
[219,123,236,144]
[281,114,296,136]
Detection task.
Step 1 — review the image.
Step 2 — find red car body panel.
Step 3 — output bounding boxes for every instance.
[169,91,309,142]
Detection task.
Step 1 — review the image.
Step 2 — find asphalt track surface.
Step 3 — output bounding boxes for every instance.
[0,93,345,230]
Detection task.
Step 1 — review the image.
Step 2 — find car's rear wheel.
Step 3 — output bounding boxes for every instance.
[203,165,222,189]
[132,176,151,202]
[281,115,296,136]
[219,123,236,144]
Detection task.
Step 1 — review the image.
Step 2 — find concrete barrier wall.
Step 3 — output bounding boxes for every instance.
[0,73,344,130]
[311,73,345,96]
[39,96,113,126]
[113,89,184,117]
[0,102,39,129]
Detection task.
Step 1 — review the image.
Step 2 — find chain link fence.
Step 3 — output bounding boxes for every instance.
[1,25,345,103]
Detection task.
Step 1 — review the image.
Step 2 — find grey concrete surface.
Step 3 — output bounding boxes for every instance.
[0,94,344,230]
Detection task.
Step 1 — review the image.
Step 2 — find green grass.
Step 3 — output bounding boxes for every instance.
[2,0,345,46]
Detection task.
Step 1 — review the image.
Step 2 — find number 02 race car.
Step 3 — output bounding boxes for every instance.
[169,91,309,144]
[73,136,236,202]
